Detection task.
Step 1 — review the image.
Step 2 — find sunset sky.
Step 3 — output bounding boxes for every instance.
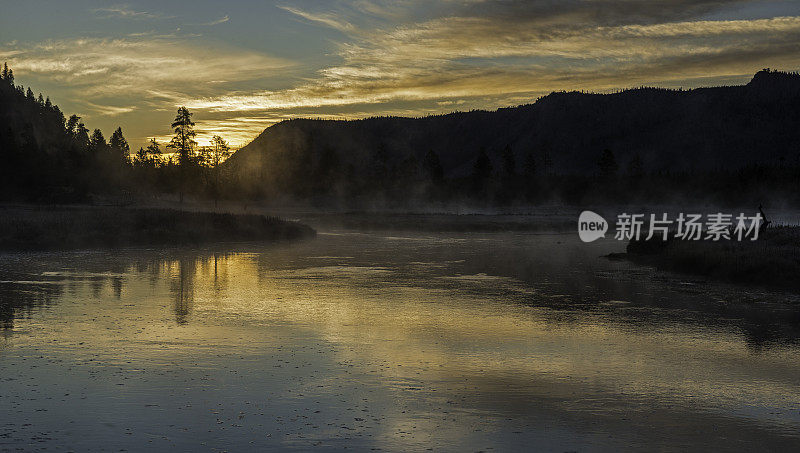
[2,0,800,149]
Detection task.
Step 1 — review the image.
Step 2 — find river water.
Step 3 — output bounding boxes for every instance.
[1,221,800,451]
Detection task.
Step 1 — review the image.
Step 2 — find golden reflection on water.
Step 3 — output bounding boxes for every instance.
[2,232,800,450]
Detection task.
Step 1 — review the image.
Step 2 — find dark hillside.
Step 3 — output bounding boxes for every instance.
[225,69,800,203]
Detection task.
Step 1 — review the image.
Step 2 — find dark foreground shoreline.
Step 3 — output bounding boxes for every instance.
[0,206,315,250]
[613,226,800,292]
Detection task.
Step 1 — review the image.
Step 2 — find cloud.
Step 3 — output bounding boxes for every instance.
[199,15,230,26]
[7,0,800,148]
[181,12,800,114]
[6,35,293,95]
[92,4,173,20]
[279,5,355,32]
[83,101,136,116]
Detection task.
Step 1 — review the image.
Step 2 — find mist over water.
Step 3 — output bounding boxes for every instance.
[2,225,800,451]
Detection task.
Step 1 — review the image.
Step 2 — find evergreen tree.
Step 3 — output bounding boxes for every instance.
[168,107,196,166]
[523,150,538,201]
[523,151,536,177]
[146,138,161,156]
[209,135,231,168]
[471,147,493,198]
[135,147,148,162]
[208,135,231,207]
[66,115,80,135]
[75,122,90,151]
[109,127,130,160]
[88,129,107,154]
[472,147,493,181]
[168,107,197,203]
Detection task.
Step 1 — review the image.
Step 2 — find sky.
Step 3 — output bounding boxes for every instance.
[2,0,800,150]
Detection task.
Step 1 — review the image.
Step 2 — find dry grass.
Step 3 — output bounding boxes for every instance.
[626,226,800,290]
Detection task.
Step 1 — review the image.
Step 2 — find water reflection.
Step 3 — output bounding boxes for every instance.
[0,232,799,450]
[170,257,195,324]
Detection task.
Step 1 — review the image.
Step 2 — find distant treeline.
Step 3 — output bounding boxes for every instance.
[2,63,800,207]
[0,63,230,204]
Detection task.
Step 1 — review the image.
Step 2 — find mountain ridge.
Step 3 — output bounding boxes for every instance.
[225,69,800,199]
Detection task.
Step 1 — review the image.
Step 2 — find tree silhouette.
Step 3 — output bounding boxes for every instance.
[88,129,107,154]
[75,122,90,151]
[168,107,197,203]
[523,150,538,201]
[66,115,80,136]
[169,107,196,166]
[208,135,231,207]
[523,150,536,177]
[472,147,493,198]
[501,144,516,177]
[141,138,161,164]
[473,147,493,181]
[109,127,130,160]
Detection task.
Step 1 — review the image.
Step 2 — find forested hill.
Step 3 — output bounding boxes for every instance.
[0,63,132,201]
[226,69,800,198]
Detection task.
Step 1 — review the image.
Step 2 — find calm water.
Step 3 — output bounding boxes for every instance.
[2,224,800,451]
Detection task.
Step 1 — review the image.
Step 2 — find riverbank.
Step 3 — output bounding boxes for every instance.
[0,206,315,250]
[619,226,800,291]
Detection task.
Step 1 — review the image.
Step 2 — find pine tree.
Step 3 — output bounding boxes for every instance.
[523,151,536,177]
[109,127,130,160]
[88,129,107,154]
[146,138,161,156]
[168,107,196,166]
[472,148,493,181]
[501,144,516,177]
[75,122,90,151]
[66,115,80,135]
[209,135,231,207]
[167,107,197,202]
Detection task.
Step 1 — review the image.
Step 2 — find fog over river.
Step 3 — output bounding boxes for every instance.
[2,218,800,451]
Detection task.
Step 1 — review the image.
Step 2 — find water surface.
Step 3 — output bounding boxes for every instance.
[2,226,800,451]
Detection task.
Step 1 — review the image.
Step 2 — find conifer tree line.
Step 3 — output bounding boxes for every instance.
[0,63,232,203]
[3,62,800,207]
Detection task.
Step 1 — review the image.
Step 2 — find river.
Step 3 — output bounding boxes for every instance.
[1,220,799,451]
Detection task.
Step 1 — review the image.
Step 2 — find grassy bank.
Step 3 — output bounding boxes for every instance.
[0,206,315,250]
[623,226,800,291]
